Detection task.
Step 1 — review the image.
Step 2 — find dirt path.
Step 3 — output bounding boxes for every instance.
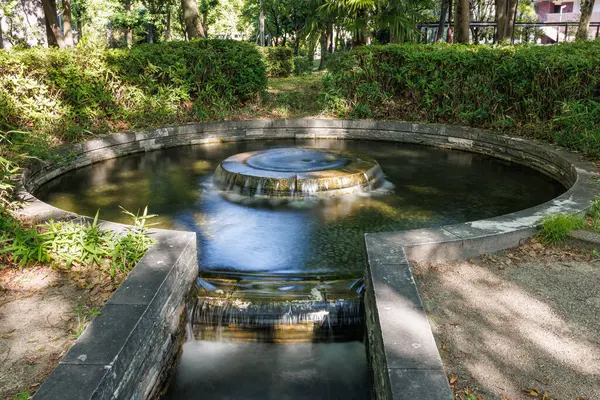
[0,266,111,399]
[415,240,600,400]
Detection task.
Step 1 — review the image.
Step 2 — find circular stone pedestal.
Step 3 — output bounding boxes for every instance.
[213,148,385,197]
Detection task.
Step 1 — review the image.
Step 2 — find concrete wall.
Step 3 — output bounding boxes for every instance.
[18,119,600,400]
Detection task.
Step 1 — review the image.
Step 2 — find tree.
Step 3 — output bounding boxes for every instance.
[63,0,75,46]
[181,0,206,38]
[0,15,4,49]
[496,0,518,43]
[453,0,469,42]
[124,0,133,47]
[435,0,449,41]
[41,0,65,48]
[576,0,596,40]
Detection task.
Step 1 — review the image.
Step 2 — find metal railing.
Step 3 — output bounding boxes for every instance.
[417,21,600,44]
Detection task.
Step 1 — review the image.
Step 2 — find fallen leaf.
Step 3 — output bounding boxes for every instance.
[441,343,447,350]
[522,388,540,397]
[449,376,457,385]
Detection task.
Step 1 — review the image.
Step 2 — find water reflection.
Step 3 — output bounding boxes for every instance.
[37,139,565,276]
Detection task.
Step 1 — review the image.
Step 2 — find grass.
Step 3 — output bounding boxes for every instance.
[537,214,585,244]
[537,196,600,244]
[231,73,327,120]
[69,306,102,339]
[0,208,155,279]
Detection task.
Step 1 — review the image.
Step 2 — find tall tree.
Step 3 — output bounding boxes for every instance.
[124,0,133,47]
[576,0,596,40]
[453,0,469,42]
[0,15,4,49]
[435,0,449,41]
[181,0,206,38]
[446,0,452,42]
[41,0,65,48]
[496,0,518,43]
[62,0,74,46]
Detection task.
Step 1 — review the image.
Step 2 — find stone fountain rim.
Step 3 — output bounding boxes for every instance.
[213,147,385,196]
[15,119,600,400]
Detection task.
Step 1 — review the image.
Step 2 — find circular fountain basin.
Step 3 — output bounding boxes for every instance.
[213,148,385,197]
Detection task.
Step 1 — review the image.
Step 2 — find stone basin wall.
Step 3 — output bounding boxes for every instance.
[17,119,600,400]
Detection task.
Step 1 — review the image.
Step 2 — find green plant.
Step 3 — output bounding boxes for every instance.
[0,207,155,275]
[69,305,101,338]
[0,40,267,149]
[12,392,31,400]
[537,214,585,244]
[292,56,312,76]
[323,41,600,157]
[263,47,293,78]
[109,206,157,277]
[587,197,600,232]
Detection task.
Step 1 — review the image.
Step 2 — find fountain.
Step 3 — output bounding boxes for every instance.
[36,137,566,399]
[213,148,385,197]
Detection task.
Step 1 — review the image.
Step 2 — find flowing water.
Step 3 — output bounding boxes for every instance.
[37,139,565,398]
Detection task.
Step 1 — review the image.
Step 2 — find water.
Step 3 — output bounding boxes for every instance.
[162,341,371,400]
[37,139,565,277]
[37,138,565,399]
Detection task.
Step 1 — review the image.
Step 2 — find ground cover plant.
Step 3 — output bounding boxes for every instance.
[537,197,600,244]
[0,40,267,147]
[322,41,600,157]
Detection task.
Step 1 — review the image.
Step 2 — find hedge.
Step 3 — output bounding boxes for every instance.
[263,47,294,77]
[0,39,267,144]
[323,41,600,157]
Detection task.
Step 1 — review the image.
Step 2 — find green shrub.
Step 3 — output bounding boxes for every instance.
[263,47,293,77]
[323,41,600,157]
[0,40,267,143]
[0,208,155,275]
[537,214,585,244]
[293,56,312,76]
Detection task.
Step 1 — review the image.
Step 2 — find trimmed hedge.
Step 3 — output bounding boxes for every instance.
[0,40,267,143]
[263,47,294,77]
[293,56,313,76]
[323,42,600,156]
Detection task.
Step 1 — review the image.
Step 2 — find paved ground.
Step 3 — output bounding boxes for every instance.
[415,239,600,400]
[0,266,112,399]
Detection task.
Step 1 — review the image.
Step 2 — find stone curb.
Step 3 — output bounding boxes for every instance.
[15,119,600,400]
[16,199,198,399]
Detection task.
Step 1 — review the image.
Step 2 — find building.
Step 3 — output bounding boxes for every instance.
[534,0,600,41]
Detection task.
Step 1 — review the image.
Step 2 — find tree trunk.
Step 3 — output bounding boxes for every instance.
[496,0,517,43]
[202,10,208,36]
[63,0,74,47]
[436,0,449,42]
[147,22,153,43]
[259,0,265,46]
[454,0,470,43]
[165,7,172,41]
[307,37,316,61]
[293,35,300,55]
[318,29,328,70]
[353,8,368,46]
[181,0,205,39]
[327,23,333,53]
[576,0,596,40]
[0,16,4,49]
[124,0,133,47]
[505,0,518,43]
[41,0,65,48]
[446,0,453,43]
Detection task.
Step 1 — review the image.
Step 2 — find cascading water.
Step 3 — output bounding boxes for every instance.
[36,138,566,399]
[189,148,387,345]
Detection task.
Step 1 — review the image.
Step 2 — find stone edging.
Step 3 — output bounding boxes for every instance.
[14,119,600,400]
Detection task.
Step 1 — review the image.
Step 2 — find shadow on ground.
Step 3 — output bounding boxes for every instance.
[413,240,600,400]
